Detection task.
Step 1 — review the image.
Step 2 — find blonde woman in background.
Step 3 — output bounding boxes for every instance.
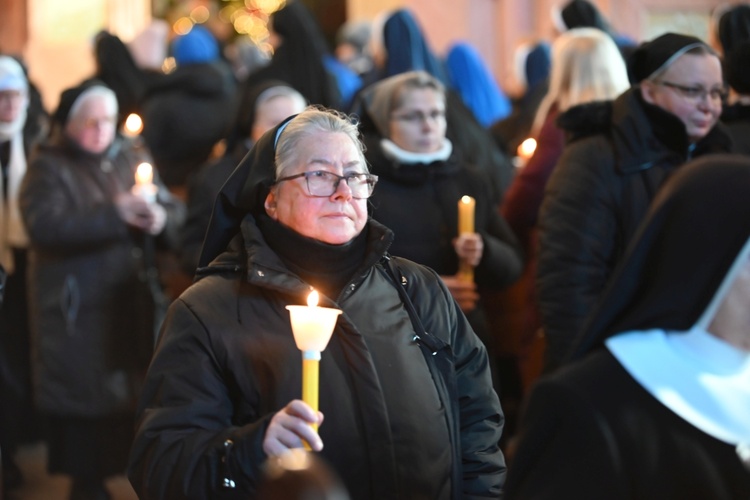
[497,28,630,403]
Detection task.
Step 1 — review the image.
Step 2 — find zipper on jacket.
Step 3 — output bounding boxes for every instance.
[220,439,236,489]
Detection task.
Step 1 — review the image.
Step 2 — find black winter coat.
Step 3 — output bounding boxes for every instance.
[128,217,506,499]
[536,89,731,369]
[20,136,183,416]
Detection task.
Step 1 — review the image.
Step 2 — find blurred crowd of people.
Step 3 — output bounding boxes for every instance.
[1,0,749,498]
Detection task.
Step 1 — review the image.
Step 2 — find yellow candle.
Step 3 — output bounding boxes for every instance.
[286,290,342,449]
[302,355,319,433]
[458,195,475,235]
[458,196,476,282]
[132,162,158,203]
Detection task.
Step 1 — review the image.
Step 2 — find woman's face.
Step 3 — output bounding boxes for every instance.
[388,87,447,153]
[65,96,117,154]
[640,53,724,143]
[0,89,25,123]
[264,131,368,245]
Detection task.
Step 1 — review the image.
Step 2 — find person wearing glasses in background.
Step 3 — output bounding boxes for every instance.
[535,33,732,371]
[356,70,523,403]
[128,107,506,499]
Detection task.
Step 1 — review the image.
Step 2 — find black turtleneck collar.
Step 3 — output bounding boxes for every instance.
[257,213,368,301]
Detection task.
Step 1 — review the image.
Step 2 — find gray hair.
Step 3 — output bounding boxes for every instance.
[364,70,446,137]
[274,106,367,178]
[255,85,308,114]
[67,85,118,123]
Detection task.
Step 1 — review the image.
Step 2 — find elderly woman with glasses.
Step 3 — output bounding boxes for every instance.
[128,107,506,499]
[19,80,182,499]
[357,70,523,395]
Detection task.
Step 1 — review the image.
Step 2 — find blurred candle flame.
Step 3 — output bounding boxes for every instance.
[307,290,319,307]
[135,163,153,186]
[517,138,537,160]
[124,113,143,136]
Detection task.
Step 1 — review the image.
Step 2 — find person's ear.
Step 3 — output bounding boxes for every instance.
[640,81,657,105]
[264,190,278,219]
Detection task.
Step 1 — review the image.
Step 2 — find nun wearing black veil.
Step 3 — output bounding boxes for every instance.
[505,154,750,499]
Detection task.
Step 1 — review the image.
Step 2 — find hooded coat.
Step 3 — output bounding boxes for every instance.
[506,155,750,499]
[535,88,732,369]
[128,117,506,499]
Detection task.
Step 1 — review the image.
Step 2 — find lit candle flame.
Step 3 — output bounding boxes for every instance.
[124,113,143,136]
[460,195,472,205]
[135,163,153,186]
[307,290,319,308]
[518,138,537,159]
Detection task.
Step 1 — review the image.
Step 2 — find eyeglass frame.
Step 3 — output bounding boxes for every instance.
[273,170,379,199]
[0,89,25,102]
[652,80,728,103]
[390,109,447,124]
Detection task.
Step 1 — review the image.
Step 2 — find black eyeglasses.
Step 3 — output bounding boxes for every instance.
[274,170,379,199]
[654,80,727,103]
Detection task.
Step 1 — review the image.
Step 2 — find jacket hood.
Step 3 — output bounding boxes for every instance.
[558,88,731,172]
[568,154,750,361]
[555,98,613,141]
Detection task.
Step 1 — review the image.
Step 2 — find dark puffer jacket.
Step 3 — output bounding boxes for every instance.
[127,217,506,500]
[536,88,731,369]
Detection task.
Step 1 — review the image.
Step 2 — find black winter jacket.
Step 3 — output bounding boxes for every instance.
[128,217,506,499]
[536,89,731,368]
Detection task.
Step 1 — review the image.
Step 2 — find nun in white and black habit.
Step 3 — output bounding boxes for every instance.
[506,154,750,499]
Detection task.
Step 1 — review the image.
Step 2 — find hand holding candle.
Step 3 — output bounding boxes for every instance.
[132,162,158,204]
[457,195,476,282]
[286,290,342,449]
